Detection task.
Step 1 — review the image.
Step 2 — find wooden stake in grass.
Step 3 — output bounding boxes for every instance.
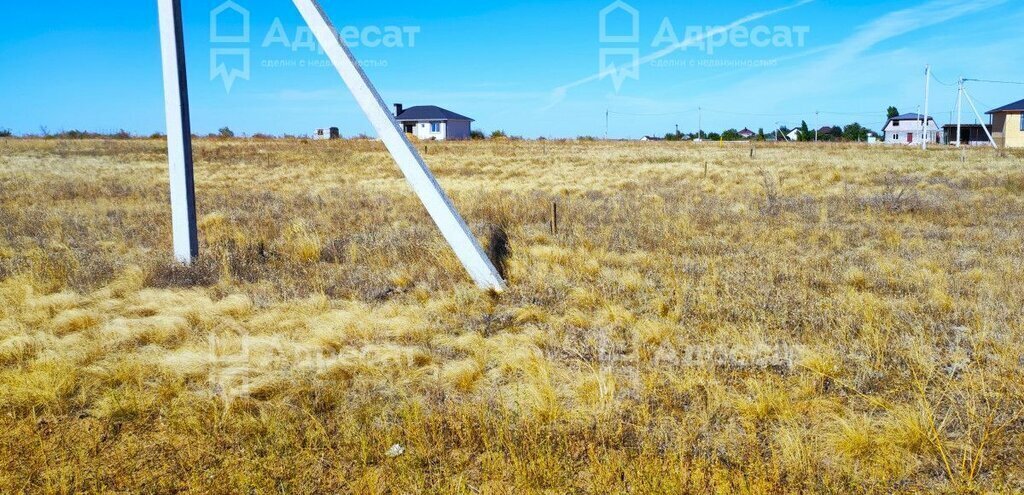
[550,201,559,235]
[704,161,709,179]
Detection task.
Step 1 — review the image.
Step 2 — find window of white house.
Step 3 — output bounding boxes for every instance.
[892,120,899,127]
[431,122,441,133]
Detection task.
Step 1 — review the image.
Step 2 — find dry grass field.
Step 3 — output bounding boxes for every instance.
[1,137,1023,493]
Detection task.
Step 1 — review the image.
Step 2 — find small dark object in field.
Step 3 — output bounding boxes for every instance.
[485,225,510,280]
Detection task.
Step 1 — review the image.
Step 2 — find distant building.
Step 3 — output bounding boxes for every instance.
[942,124,994,147]
[640,135,663,141]
[394,104,474,141]
[986,98,1024,148]
[882,113,942,145]
[738,128,756,139]
[786,129,800,141]
[313,127,340,140]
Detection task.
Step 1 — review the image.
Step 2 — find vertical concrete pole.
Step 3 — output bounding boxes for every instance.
[157,0,199,262]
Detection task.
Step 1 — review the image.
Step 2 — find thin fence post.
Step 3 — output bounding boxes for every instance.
[550,201,559,235]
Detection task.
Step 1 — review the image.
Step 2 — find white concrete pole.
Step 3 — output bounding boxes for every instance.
[923,65,931,150]
[956,78,963,147]
[814,111,819,142]
[697,106,702,141]
[962,86,998,150]
[290,0,505,291]
[157,0,199,263]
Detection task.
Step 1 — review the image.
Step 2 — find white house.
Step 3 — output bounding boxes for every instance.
[882,113,942,145]
[394,104,474,141]
[312,127,339,140]
[786,129,800,141]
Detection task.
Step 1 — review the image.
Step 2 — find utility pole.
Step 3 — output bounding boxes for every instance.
[923,64,931,150]
[605,110,609,140]
[292,0,506,290]
[698,106,703,141]
[157,0,199,263]
[962,84,999,149]
[956,77,963,148]
[815,110,819,142]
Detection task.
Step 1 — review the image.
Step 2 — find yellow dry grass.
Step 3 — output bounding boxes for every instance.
[1,137,1023,493]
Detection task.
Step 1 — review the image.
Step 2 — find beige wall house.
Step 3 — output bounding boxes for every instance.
[987,98,1024,148]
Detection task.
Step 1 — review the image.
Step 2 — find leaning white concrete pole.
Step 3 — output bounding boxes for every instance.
[157,0,199,262]
[291,0,506,291]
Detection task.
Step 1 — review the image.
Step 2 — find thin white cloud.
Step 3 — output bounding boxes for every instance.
[546,0,816,108]
[815,0,1007,70]
[689,0,1009,119]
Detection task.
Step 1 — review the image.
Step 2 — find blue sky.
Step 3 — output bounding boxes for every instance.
[1,0,1022,138]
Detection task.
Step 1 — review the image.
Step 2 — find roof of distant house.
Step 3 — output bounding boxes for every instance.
[739,128,755,135]
[986,98,1024,114]
[395,105,474,122]
[890,113,935,121]
[884,113,937,128]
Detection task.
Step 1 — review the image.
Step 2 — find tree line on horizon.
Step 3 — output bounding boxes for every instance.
[658,106,907,142]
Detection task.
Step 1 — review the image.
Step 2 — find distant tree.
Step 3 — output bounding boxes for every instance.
[706,132,721,141]
[842,123,870,142]
[0,128,12,138]
[887,106,900,119]
[218,127,235,138]
[799,121,811,141]
[469,130,486,140]
[664,128,684,141]
[722,129,742,141]
[490,130,507,139]
[830,126,843,139]
[757,128,766,141]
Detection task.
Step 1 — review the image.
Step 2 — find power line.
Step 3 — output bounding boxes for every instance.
[964,78,1024,86]
[700,107,806,117]
[930,71,956,87]
[819,110,883,116]
[608,108,697,117]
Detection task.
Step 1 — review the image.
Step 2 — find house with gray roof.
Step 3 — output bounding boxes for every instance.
[394,104,474,141]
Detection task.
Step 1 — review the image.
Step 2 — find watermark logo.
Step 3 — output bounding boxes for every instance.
[599,1,640,92]
[210,1,251,93]
[207,1,420,93]
[596,2,811,91]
